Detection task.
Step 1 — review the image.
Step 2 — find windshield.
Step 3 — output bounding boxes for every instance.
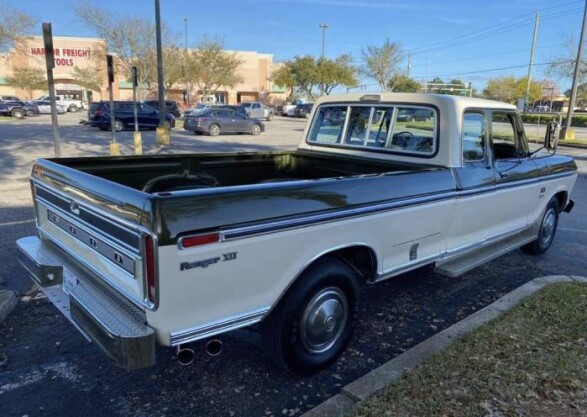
[240,103,252,108]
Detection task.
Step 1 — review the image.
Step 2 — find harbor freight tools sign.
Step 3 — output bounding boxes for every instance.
[30,47,92,66]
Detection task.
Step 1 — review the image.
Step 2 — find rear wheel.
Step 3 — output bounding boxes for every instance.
[208,124,220,136]
[68,104,78,112]
[250,124,262,135]
[11,108,24,119]
[267,113,272,121]
[113,119,125,132]
[25,109,34,117]
[522,198,560,255]
[261,256,360,375]
[164,120,172,129]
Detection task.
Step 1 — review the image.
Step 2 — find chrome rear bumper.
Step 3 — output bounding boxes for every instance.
[17,235,156,369]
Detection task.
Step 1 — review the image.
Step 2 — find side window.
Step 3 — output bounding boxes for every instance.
[462,112,486,162]
[308,105,347,144]
[345,106,371,145]
[389,107,436,154]
[491,112,528,159]
[366,107,394,147]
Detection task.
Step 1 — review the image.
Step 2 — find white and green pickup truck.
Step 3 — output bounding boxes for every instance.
[17,93,577,375]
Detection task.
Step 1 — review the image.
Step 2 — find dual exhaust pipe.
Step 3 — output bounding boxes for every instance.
[177,339,223,366]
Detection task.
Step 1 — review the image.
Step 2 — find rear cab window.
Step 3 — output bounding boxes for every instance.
[307,103,437,156]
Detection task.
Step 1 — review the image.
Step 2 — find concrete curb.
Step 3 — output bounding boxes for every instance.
[301,275,587,417]
[0,290,17,324]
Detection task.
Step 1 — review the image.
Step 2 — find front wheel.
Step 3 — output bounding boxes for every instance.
[261,256,360,375]
[11,108,25,119]
[68,104,78,112]
[113,119,125,132]
[208,123,220,136]
[522,198,560,255]
[250,124,262,135]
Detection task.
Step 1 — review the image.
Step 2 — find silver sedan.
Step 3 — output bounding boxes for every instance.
[32,100,66,114]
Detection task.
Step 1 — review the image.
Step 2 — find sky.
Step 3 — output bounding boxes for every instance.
[10,0,587,92]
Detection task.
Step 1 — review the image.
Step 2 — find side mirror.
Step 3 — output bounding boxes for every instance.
[544,120,558,150]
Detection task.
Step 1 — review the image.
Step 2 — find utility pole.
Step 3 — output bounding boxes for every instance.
[319,23,329,60]
[564,0,587,138]
[524,13,540,110]
[184,17,190,107]
[407,52,412,78]
[154,0,169,145]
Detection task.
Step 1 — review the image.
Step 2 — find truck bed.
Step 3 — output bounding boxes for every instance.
[51,150,436,193]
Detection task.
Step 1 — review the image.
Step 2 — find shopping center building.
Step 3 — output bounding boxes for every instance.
[0,36,286,107]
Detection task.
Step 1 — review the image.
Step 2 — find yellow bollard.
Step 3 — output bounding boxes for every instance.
[564,128,575,140]
[156,127,170,146]
[134,131,143,155]
[110,142,120,156]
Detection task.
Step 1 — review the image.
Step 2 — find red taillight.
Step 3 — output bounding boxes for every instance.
[95,109,103,116]
[180,233,220,248]
[144,235,157,306]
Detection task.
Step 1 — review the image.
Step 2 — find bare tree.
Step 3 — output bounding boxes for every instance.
[0,4,35,52]
[545,35,587,83]
[75,1,175,100]
[186,36,242,100]
[360,39,403,91]
[72,48,106,100]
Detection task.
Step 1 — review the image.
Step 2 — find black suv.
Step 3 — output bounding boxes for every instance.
[143,100,182,118]
[87,101,176,132]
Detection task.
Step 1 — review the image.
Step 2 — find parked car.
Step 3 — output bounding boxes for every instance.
[0,95,23,103]
[87,101,175,132]
[143,100,182,118]
[36,95,85,112]
[0,101,26,119]
[184,107,264,136]
[21,101,40,116]
[32,100,66,114]
[184,103,213,117]
[294,103,314,118]
[239,101,273,121]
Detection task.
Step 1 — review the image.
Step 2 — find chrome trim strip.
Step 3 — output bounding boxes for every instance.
[223,190,457,240]
[170,307,270,346]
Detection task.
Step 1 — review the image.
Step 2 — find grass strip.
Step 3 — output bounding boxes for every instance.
[352,282,587,417]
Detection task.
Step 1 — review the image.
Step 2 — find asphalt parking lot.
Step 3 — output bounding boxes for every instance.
[1,113,586,417]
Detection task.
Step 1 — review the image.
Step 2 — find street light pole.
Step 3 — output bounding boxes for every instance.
[564,0,587,138]
[154,0,169,145]
[319,23,329,60]
[184,17,190,107]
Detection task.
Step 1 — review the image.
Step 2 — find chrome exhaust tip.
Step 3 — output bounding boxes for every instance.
[177,345,195,366]
[205,339,223,357]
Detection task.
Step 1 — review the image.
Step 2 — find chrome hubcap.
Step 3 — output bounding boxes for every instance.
[540,208,556,245]
[300,287,348,354]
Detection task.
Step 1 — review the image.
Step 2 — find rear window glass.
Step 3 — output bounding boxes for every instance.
[308,104,437,156]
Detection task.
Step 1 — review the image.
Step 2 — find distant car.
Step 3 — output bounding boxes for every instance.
[294,103,314,118]
[31,100,66,115]
[0,102,26,119]
[87,101,175,132]
[184,103,213,117]
[239,101,273,121]
[184,108,265,136]
[0,95,23,103]
[143,100,182,118]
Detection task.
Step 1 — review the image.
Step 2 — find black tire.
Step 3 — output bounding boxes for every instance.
[267,113,272,121]
[164,120,172,129]
[250,124,262,135]
[522,197,560,255]
[68,104,78,113]
[113,119,125,132]
[261,256,361,375]
[25,110,34,117]
[11,108,25,119]
[208,123,220,136]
